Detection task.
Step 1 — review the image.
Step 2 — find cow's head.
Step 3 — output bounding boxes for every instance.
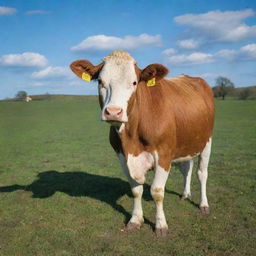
[70,51,168,124]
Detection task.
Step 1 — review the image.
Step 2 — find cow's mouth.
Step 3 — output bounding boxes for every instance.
[105,120,126,126]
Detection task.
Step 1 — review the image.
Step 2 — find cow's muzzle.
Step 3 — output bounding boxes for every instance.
[103,105,123,122]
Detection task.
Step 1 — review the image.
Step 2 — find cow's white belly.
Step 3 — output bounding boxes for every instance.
[172,153,199,163]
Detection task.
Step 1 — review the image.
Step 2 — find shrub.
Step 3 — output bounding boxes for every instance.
[238,88,251,100]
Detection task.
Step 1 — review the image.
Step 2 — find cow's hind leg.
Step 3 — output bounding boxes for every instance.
[151,160,170,237]
[198,138,212,215]
[179,160,193,200]
[118,153,144,230]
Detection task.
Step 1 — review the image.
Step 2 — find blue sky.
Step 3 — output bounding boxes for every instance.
[0,0,256,99]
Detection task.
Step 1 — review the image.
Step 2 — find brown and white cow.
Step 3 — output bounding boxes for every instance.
[70,50,215,237]
[25,96,32,102]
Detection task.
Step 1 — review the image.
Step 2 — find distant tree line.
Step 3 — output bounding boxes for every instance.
[212,76,255,100]
[237,88,251,100]
[12,82,256,103]
[14,91,52,101]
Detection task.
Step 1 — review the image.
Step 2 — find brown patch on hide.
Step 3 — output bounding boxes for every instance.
[140,64,169,83]
[70,60,103,80]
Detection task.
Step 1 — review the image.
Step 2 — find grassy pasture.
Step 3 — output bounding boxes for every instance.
[0,97,255,256]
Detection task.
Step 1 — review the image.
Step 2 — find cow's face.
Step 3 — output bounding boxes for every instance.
[70,51,168,124]
[97,54,139,123]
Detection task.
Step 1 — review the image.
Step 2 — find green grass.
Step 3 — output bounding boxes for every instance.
[0,98,255,256]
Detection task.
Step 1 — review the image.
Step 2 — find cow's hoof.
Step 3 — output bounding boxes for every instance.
[155,227,169,238]
[126,221,141,231]
[200,206,210,216]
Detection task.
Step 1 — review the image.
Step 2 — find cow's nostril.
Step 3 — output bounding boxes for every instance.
[117,109,123,116]
[105,107,111,116]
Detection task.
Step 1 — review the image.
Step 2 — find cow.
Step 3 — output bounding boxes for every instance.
[25,96,32,102]
[70,50,215,237]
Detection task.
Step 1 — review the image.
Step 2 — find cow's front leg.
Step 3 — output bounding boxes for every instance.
[151,160,170,237]
[117,153,144,230]
[126,181,144,230]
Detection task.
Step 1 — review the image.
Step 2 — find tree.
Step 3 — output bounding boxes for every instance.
[215,77,235,100]
[238,88,251,100]
[212,86,221,98]
[15,91,27,100]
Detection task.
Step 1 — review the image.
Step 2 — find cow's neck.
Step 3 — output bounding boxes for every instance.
[118,84,157,156]
[118,92,140,139]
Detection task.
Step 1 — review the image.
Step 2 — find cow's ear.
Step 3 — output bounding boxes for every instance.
[140,64,169,82]
[70,60,103,80]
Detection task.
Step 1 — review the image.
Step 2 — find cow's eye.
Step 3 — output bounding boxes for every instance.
[133,81,137,86]
[98,79,106,89]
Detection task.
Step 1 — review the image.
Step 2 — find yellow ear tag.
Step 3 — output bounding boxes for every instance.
[147,77,156,87]
[82,72,91,82]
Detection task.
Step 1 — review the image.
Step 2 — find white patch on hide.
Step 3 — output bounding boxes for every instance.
[118,123,125,133]
[127,152,154,184]
[151,152,170,230]
[98,51,138,122]
[117,152,144,226]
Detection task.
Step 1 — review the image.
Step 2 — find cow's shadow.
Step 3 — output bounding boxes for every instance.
[0,170,199,228]
[0,170,155,227]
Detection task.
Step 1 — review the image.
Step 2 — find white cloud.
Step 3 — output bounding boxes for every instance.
[217,43,256,61]
[0,52,48,67]
[174,9,256,45]
[239,43,256,60]
[221,24,256,42]
[165,52,214,66]
[177,39,201,49]
[163,43,256,66]
[31,66,72,79]
[215,49,236,61]
[0,6,16,15]
[174,9,254,30]
[162,48,176,56]
[25,10,50,15]
[71,34,162,51]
